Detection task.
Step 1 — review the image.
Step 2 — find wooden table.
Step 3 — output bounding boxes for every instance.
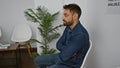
[0,44,18,51]
[0,44,19,68]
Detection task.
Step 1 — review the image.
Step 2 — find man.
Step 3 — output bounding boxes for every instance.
[34,3,90,68]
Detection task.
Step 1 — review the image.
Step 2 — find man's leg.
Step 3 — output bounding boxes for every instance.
[34,53,59,68]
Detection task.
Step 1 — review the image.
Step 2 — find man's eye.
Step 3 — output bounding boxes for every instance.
[65,15,69,17]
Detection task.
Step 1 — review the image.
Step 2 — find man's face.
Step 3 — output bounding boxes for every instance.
[62,9,74,26]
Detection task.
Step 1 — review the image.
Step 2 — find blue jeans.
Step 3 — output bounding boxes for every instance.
[34,53,59,68]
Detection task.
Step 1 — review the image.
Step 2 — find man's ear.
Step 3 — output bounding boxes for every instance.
[73,13,78,19]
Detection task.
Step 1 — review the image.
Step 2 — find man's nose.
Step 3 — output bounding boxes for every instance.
[62,16,65,20]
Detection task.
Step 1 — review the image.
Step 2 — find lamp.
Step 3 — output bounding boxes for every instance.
[11,23,32,57]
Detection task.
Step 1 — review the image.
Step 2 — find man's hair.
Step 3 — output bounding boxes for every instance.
[63,3,82,19]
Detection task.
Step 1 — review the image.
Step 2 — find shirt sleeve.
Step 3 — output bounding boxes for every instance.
[59,33,86,62]
[56,35,66,51]
[56,27,67,51]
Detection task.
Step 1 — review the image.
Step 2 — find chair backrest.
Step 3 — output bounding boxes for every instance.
[80,40,92,68]
[11,23,32,42]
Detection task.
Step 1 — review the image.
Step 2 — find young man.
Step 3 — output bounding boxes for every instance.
[34,3,90,68]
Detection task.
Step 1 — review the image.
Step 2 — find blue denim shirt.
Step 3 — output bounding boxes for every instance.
[56,21,90,68]
[65,27,72,44]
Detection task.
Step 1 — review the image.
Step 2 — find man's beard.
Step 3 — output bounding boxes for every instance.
[63,19,74,26]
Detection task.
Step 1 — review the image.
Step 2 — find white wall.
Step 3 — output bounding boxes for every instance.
[35,0,120,68]
[85,0,120,68]
[0,0,35,44]
[1,0,120,68]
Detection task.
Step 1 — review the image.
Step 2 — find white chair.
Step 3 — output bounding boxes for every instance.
[11,23,32,57]
[80,40,92,68]
[0,27,1,37]
[0,28,3,46]
[0,28,10,47]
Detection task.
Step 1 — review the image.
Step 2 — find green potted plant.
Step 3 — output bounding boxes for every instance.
[24,6,63,55]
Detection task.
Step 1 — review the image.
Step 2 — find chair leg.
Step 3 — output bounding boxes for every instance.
[25,43,32,57]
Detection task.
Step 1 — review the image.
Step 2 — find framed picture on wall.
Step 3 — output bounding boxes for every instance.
[107,0,120,14]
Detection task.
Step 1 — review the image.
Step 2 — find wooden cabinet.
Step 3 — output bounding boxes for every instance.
[0,44,19,68]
